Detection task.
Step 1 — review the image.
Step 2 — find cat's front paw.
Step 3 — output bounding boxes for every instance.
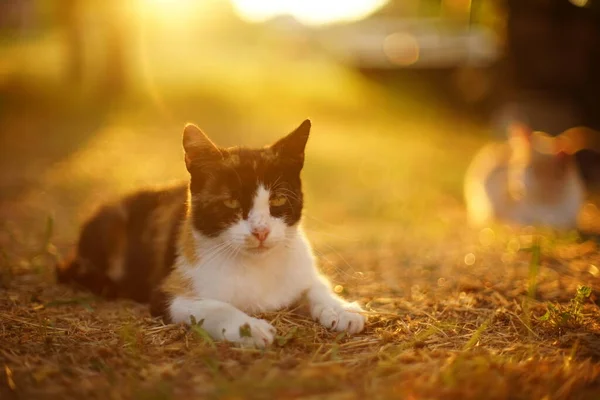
[221,315,276,348]
[312,302,366,335]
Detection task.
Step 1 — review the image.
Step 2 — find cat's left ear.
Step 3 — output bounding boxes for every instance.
[271,119,311,167]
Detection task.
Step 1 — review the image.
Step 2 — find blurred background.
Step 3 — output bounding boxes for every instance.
[1,0,600,252]
[5,4,600,398]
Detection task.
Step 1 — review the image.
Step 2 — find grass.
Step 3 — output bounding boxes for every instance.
[539,286,593,331]
[2,21,600,399]
[2,244,600,400]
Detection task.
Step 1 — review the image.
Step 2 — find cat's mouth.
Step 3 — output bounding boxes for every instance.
[245,244,273,255]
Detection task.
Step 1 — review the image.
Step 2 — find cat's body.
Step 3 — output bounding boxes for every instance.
[464,125,585,229]
[57,184,187,302]
[58,120,366,347]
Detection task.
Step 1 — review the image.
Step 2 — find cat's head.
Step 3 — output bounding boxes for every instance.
[182,120,311,256]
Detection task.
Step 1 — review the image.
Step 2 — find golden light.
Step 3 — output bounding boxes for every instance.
[383,33,420,66]
[230,0,389,26]
[143,0,198,15]
[140,0,218,24]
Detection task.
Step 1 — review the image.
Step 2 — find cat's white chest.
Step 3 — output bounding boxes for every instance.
[183,239,315,313]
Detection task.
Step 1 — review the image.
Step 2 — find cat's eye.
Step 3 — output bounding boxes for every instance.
[269,195,287,207]
[223,199,240,209]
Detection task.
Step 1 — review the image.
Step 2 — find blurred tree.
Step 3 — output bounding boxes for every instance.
[503,0,600,133]
[98,0,128,98]
[57,0,129,98]
[59,0,84,85]
[502,0,600,182]
[0,0,37,37]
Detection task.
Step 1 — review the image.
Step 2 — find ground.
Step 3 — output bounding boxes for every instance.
[1,25,600,399]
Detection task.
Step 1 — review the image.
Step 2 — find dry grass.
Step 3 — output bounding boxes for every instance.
[2,215,600,399]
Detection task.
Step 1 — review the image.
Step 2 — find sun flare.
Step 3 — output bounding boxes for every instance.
[230,0,389,26]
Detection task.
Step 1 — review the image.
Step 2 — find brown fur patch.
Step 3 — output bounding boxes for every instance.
[160,268,195,299]
[260,148,278,161]
[223,152,241,167]
[194,189,230,207]
[180,219,199,265]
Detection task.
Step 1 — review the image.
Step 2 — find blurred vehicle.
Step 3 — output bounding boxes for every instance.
[230,0,499,69]
[313,17,498,71]
[315,11,501,110]
[233,0,502,111]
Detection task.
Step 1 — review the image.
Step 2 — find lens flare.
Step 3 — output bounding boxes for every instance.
[383,32,420,66]
[464,253,476,266]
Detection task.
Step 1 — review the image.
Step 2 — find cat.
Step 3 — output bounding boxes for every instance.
[57,120,366,347]
[464,123,586,229]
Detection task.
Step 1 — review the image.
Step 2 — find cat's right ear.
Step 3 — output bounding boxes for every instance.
[182,124,223,172]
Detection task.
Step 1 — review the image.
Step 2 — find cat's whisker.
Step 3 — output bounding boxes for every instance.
[301,227,358,243]
[199,241,236,266]
[276,191,300,217]
[311,246,360,280]
[277,188,302,202]
[302,213,341,229]
[220,244,242,270]
[270,176,283,191]
[198,240,230,259]
[203,243,231,260]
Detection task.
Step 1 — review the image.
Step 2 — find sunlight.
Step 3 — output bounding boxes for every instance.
[140,0,220,24]
[230,0,389,26]
[143,0,198,15]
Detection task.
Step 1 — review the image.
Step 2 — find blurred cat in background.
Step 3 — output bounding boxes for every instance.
[464,124,590,229]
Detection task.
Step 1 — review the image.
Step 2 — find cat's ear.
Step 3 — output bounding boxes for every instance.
[271,119,311,167]
[182,124,223,171]
[560,126,597,155]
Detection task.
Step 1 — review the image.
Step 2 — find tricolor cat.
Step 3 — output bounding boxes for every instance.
[57,120,366,347]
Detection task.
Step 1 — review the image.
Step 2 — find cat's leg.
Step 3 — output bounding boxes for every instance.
[305,276,366,334]
[169,297,276,348]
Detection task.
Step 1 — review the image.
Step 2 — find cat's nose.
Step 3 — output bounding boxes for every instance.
[251,227,270,242]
